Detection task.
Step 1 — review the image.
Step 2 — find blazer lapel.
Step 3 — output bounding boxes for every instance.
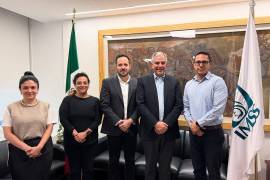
[127,78,135,104]
[113,76,124,104]
[149,74,159,113]
[163,76,169,110]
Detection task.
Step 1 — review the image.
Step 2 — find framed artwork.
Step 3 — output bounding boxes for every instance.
[98,16,270,119]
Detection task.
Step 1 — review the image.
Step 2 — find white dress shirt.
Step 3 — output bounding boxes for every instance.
[118,75,130,119]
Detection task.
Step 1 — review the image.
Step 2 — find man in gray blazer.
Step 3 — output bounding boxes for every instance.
[136,52,183,180]
[100,54,138,180]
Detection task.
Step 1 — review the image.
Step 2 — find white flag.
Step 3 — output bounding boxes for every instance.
[227,9,265,180]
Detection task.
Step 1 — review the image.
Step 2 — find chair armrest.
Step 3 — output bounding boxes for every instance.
[92,136,108,157]
[222,133,230,165]
[53,143,65,161]
[0,140,9,177]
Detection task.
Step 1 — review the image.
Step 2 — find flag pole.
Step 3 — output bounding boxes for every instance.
[250,0,255,18]
[249,0,258,179]
[65,8,79,92]
[72,8,76,23]
[255,154,258,180]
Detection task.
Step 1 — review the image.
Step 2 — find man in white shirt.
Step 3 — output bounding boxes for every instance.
[100,54,139,180]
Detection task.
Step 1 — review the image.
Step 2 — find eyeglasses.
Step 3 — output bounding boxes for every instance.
[193,61,210,65]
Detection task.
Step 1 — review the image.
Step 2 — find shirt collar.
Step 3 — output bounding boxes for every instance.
[193,71,212,82]
[153,73,165,80]
[117,74,130,84]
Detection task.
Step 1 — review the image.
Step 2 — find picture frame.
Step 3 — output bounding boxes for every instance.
[98,16,270,130]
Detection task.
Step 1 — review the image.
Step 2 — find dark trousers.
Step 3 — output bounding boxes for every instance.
[64,143,95,180]
[190,128,225,180]
[8,137,53,180]
[143,135,174,180]
[107,133,137,180]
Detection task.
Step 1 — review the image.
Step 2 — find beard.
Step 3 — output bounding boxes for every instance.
[118,70,128,77]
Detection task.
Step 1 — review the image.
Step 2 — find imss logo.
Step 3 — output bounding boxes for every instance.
[232,85,260,140]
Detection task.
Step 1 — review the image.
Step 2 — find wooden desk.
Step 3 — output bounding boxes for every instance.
[178,115,270,132]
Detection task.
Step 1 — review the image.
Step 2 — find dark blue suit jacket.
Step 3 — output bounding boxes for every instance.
[136,73,183,141]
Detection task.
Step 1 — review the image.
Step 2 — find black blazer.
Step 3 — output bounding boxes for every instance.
[100,75,138,136]
[136,73,183,141]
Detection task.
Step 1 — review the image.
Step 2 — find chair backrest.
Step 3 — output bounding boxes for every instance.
[181,130,229,163]
[182,130,191,159]
[222,133,229,164]
[136,131,184,156]
[172,130,184,157]
[92,136,108,157]
[0,140,9,177]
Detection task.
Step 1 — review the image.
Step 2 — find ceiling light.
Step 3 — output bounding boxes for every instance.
[170,30,196,38]
[65,0,200,16]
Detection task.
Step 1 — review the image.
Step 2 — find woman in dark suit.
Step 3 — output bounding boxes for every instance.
[59,72,101,180]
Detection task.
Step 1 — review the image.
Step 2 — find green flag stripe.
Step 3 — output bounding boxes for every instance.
[65,22,79,92]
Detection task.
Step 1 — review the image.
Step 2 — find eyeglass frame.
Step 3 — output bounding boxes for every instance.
[193,60,210,65]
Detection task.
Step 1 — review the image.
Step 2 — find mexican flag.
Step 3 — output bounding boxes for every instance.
[65,20,79,93]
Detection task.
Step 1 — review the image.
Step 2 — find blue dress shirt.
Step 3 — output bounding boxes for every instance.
[183,72,228,127]
[154,73,164,120]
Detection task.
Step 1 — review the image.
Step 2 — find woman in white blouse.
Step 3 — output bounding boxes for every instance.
[2,71,55,180]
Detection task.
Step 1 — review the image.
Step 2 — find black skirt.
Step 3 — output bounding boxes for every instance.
[8,137,53,180]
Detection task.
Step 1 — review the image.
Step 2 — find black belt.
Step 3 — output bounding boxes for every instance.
[202,124,222,131]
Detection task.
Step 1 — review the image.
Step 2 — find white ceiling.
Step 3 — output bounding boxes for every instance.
[0,0,249,22]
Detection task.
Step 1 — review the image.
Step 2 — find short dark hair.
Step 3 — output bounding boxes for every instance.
[194,51,212,62]
[115,54,130,64]
[19,71,39,89]
[73,72,90,85]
